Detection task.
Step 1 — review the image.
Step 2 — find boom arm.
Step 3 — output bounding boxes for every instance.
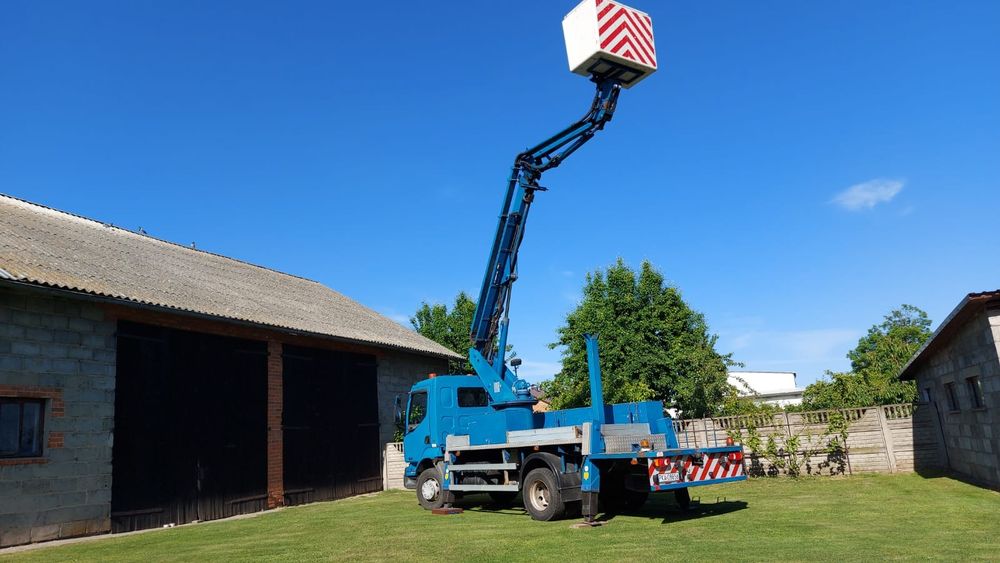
[469,77,623,407]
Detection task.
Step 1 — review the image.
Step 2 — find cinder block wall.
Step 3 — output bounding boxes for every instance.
[376,350,448,448]
[0,286,116,547]
[913,309,1000,488]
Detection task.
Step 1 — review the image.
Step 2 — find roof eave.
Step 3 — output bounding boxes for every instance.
[898,291,1000,380]
[0,278,464,361]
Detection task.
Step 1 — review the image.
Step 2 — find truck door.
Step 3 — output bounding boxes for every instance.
[403,390,431,458]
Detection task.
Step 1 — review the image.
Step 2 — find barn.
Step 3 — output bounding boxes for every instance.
[0,194,461,547]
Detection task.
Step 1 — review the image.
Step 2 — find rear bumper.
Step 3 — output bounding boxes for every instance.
[645,448,746,491]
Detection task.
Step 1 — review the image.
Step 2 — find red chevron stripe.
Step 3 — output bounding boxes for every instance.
[610,33,649,66]
[602,20,654,65]
[633,11,654,41]
[598,6,630,36]
[598,4,654,47]
[623,9,655,56]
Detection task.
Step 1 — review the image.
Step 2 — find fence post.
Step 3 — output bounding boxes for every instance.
[876,406,898,473]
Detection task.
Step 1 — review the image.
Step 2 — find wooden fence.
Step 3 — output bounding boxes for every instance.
[382,403,946,488]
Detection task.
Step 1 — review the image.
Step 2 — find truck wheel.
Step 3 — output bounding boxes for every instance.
[522,468,566,521]
[416,467,446,510]
[488,491,517,507]
[674,487,691,511]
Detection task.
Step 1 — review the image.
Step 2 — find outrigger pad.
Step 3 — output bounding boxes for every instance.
[571,520,607,528]
[431,508,464,515]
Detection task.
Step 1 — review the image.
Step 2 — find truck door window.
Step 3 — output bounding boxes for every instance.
[457,388,489,408]
[407,391,428,432]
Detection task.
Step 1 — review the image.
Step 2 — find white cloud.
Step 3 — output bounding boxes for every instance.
[831,178,903,211]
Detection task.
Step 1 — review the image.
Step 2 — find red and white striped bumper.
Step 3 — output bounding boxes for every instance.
[647,451,745,491]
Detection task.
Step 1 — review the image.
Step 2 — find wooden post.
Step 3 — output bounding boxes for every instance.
[876,405,898,473]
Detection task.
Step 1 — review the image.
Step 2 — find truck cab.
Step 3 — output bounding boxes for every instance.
[402,375,493,487]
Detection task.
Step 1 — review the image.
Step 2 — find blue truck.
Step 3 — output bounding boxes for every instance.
[399,1,746,523]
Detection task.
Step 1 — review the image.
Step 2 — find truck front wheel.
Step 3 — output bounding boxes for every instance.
[416,467,446,510]
[522,468,565,521]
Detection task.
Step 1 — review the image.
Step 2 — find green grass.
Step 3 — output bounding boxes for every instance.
[4,473,998,562]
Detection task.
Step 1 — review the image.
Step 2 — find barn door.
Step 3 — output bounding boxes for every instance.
[282,346,380,505]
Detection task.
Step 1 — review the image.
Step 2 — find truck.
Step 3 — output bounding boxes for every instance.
[399,0,746,523]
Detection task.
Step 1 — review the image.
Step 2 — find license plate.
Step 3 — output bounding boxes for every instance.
[657,471,680,484]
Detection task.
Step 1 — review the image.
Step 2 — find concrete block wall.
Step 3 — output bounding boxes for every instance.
[0,286,116,547]
[376,350,448,449]
[913,309,1000,488]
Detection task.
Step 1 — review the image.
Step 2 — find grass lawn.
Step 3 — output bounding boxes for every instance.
[3,473,998,562]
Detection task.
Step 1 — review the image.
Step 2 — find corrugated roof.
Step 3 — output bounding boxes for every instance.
[898,290,1000,380]
[0,193,462,360]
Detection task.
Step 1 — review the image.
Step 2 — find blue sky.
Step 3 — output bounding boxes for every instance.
[2,1,998,386]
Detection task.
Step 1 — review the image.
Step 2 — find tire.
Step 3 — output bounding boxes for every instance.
[522,468,566,521]
[674,487,691,511]
[488,491,518,507]
[416,467,446,510]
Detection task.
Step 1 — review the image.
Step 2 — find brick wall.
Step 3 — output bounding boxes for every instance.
[0,286,116,547]
[912,309,1000,488]
[376,350,449,449]
[266,339,283,509]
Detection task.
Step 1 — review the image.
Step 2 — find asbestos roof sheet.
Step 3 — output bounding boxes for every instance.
[0,194,462,360]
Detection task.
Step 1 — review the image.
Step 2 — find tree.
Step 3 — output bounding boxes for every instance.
[410,292,476,373]
[802,304,932,409]
[540,259,738,418]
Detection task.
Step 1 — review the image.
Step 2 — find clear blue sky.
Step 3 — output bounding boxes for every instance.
[2,2,998,386]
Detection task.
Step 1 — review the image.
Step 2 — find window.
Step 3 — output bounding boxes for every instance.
[406,391,427,433]
[944,382,960,412]
[966,376,985,409]
[457,387,489,408]
[921,387,932,403]
[0,398,44,458]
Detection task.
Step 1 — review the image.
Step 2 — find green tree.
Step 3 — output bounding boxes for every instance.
[540,259,738,418]
[802,304,932,409]
[410,292,476,373]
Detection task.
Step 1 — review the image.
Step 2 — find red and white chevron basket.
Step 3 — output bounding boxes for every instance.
[563,0,657,88]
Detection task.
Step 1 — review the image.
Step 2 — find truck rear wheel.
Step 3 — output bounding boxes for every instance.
[416,467,446,510]
[522,468,565,521]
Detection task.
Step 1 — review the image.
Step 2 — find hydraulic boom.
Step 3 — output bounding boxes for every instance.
[468,76,624,407]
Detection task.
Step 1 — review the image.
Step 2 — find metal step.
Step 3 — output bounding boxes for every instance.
[448,484,520,492]
[448,463,518,471]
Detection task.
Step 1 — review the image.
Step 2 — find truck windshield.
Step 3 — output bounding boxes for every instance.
[407,391,427,433]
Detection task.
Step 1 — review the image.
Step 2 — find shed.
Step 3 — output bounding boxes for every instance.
[898,290,1000,489]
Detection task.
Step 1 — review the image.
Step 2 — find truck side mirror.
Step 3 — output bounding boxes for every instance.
[394,394,403,425]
